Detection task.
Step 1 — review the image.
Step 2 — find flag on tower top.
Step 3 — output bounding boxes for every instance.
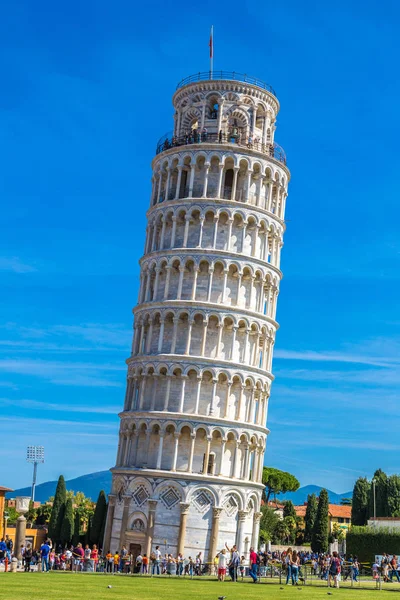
[209,26,213,59]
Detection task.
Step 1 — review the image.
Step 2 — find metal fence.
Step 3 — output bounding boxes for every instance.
[155,132,287,164]
[175,71,276,96]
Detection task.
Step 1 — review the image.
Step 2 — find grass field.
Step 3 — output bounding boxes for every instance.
[0,573,391,600]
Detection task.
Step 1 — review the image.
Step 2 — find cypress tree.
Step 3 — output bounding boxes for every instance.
[352,477,371,525]
[387,475,400,516]
[90,491,108,546]
[60,498,74,547]
[311,488,329,553]
[369,469,388,518]
[99,501,108,551]
[304,493,318,542]
[48,475,66,542]
[72,511,81,546]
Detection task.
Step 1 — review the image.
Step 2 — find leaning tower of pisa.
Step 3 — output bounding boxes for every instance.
[103,71,290,560]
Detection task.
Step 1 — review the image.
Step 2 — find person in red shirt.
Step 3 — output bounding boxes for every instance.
[249,547,258,583]
[91,545,99,572]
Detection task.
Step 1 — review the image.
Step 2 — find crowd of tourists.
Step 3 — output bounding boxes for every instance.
[2,534,400,586]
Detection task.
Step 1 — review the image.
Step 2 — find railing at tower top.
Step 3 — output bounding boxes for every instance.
[155,131,287,165]
[176,71,276,96]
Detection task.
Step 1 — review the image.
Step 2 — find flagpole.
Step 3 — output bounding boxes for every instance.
[210,25,213,79]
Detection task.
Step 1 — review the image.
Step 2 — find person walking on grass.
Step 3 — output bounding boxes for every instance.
[217,549,227,582]
[40,540,51,572]
[291,550,300,585]
[328,551,341,589]
[249,547,258,583]
[285,547,292,585]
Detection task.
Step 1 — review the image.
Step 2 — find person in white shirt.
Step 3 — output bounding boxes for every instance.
[217,549,227,582]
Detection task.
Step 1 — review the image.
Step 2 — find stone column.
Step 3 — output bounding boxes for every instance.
[103,494,116,552]
[156,432,164,469]
[246,170,253,201]
[119,495,132,550]
[165,167,171,200]
[178,375,187,412]
[217,164,224,198]
[236,385,244,420]
[203,437,211,473]
[236,510,248,555]
[177,503,191,555]
[139,376,147,410]
[191,268,199,300]
[170,317,179,353]
[252,512,262,549]
[208,507,223,562]
[216,323,223,356]
[183,216,190,248]
[145,500,158,557]
[175,167,183,200]
[197,218,204,248]
[217,438,226,475]
[185,320,193,355]
[187,432,196,472]
[194,376,202,414]
[163,376,171,411]
[212,216,219,248]
[170,217,177,248]
[221,269,228,303]
[206,268,214,302]
[157,318,165,352]
[202,164,210,198]
[159,219,166,251]
[163,266,171,299]
[200,318,208,355]
[171,432,180,471]
[223,383,232,418]
[231,441,239,477]
[14,515,27,560]
[227,218,233,251]
[153,269,161,300]
[150,375,158,410]
[209,379,217,415]
[177,266,185,299]
[188,164,196,198]
[231,167,239,201]
[241,221,247,252]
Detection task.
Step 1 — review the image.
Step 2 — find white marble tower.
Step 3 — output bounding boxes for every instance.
[104,71,290,561]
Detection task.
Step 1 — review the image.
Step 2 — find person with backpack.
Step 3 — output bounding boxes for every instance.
[329,551,341,588]
[151,545,161,575]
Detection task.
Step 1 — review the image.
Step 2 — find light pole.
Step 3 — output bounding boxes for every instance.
[26,446,45,503]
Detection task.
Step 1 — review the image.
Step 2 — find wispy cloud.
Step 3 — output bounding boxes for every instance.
[0,257,36,273]
[1,397,120,414]
[274,348,399,368]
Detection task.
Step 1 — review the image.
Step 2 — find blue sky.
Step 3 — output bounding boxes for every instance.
[1,0,400,493]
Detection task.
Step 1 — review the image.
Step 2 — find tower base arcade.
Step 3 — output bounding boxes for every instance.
[104,472,262,560]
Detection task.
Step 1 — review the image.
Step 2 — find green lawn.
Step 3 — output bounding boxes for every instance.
[0,573,390,600]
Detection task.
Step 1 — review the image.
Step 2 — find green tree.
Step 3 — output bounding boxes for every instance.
[4,505,18,525]
[60,498,74,547]
[370,469,388,518]
[352,477,371,525]
[387,475,400,517]
[340,498,352,506]
[90,490,108,546]
[274,519,290,544]
[284,516,297,544]
[259,506,280,543]
[99,501,108,550]
[312,488,329,553]
[283,500,297,520]
[304,493,318,542]
[48,475,66,542]
[72,511,81,546]
[262,467,300,503]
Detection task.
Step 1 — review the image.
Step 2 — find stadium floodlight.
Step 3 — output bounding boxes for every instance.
[26,446,45,502]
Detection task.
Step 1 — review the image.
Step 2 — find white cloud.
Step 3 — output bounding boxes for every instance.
[0,257,36,273]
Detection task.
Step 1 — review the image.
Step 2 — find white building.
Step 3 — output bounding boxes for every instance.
[104,71,290,561]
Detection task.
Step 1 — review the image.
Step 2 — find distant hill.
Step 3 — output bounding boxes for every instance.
[277,484,353,505]
[7,470,112,503]
[8,474,352,506]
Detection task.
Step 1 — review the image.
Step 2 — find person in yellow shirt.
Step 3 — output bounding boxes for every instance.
[113,552,120,573]
[106,552,113,573]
